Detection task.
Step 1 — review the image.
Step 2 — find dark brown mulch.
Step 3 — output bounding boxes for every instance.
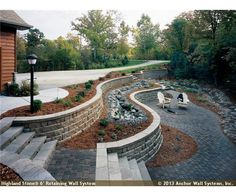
[146,124,198,167]
[187,92,220,114]
[0,72,122,118]
[0,163,22,181]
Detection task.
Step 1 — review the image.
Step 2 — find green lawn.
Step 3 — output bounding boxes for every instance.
[118,62,167,74]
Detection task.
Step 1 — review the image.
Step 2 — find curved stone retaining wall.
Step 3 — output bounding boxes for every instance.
[96,87,163,164]
[133,69,168,80]
[12,76,133,142]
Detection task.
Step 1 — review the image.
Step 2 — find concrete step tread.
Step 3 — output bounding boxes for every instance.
[138,161,152,181]
[0,117,14,134]
[20,136,47,159]
[33,140,57,168]
[107,153,122,180]
[119,157,132,180]
[0,126,24,149]
[128,159,143,181]
[4,132,35,153]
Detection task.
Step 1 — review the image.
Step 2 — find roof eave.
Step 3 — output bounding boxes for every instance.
[0,20,32,30]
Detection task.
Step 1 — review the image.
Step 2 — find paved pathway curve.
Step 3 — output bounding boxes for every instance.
[0,88,68,114]
[145,90,236,180]
[47,149,96,181]
[16,60,167,90]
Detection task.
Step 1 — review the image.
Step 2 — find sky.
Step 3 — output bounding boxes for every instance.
[16,10,186,40]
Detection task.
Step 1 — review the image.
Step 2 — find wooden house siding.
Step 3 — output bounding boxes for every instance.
[0,26,16,91]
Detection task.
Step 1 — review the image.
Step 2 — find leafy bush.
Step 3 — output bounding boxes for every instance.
[75,94,82,102]
[111,132,117,140]
[85,82,92,90]
[115,125,123,132]
[33,99,42,112]
[77,91,86,98]
[62,99,73,107]
[98,129,106,137]
[121,72,126,76]
[20,80,39,96]
[127,104,133,111]
[88,80,94,85]
[121,56,129,65]
[7,82,20,96]
[100,118,109,127]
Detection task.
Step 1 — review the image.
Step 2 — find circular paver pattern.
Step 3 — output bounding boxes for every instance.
[145,90,236,180]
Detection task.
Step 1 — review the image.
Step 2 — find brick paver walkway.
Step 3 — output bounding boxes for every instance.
[47,149,96,181]
[145,90,236,180]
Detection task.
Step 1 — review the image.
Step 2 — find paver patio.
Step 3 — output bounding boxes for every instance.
[145,90,236,180]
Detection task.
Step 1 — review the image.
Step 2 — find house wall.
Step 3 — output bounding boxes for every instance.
[0,26,16,91]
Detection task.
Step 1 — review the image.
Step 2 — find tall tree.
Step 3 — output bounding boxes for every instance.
[133,14,160,59]
[71,10,117,62]
[25,28,44,53]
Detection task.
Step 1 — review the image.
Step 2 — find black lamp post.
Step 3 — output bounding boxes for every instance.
[26,54,38,113]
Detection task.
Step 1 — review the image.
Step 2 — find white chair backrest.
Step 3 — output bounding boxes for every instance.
[157,92,165,104]
[182,93,189,104]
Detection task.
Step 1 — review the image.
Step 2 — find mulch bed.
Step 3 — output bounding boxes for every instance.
[186,92,220,114]
[146,124,198,167]
[0,163,22,181]
[0,72,122,118]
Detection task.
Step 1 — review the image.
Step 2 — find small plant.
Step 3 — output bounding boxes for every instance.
[127,104,133,111]
[99,77,104,81]
[121,72,126,76]
[7,82,20,96]
[111,132,117,140]
[75,94,82,102]
[62,99,73,107]
[100,118,109,127]
[20,80,39,96]
[88,80,94,85]
[54,98,63,104]
[77,91,86,98]
[98,129,106,137]
[85,82,92,90]
[115,125,123,132]
[33,99,42,112]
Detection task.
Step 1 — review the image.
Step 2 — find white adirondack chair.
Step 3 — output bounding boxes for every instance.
[178,92,190,108]
[157,92,171,108]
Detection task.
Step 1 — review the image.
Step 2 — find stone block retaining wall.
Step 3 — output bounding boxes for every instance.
[96,87,163,166]
[12,76,133,142]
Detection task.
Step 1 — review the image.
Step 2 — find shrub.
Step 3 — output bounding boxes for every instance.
[20,80,39,96]
[77,91,86,98]
[88,80,94,85]
[115,125,123,132]
[62,99,73,107]
[100,118,109,127]
[121,56,129,65]
[121,72,126,76]
[85,82,92,90]
[33,99,42,112]
[54,98,62,103]
[99,77,104,81]
[127,104,133,111]
[98,129,106,137]
[7,82,20,96]
[75,94,82,102]
[111,132,117,140]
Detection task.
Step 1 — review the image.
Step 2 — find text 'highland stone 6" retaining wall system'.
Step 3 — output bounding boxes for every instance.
[12,76,133,142]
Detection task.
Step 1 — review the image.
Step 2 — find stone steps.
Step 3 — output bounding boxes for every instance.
[0,118,57,169]
[100,152,152,184]
[4,132,35,153]
[0,126,24,149]
[33,140,57,168]
[20,136,47,159]
[0,117,14,134]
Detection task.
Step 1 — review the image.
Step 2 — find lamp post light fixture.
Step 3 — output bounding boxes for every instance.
[26,54,38,113]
